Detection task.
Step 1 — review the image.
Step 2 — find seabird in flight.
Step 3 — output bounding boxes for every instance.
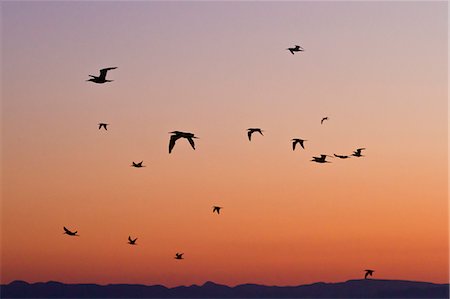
[87,67,117,84]
[292,138,307,150]
[247,128,264,141]
[169,131,198,154]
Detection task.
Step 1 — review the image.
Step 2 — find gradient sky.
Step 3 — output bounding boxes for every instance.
[1,1,448,287]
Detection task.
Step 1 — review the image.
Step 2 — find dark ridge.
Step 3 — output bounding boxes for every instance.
[1,279,448,298]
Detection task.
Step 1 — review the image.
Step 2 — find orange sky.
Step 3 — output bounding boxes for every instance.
[1,1,448,286]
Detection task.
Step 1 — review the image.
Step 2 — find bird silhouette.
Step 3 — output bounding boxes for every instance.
[352,148,366,157]
[169,131,198,153]
[334,154,351,159]
[98,123,108,130]
[128,236,137,245]
[287,45,304,55]
[364,269,375,279]
[63,226,79,236]
[311,154,332,163]
[87,67,117,84]
[247,128,263,141]
[213,206,222,214]
[292,138,307,150]
[321,117,328,124]
[175,253,184,260]
[131,161,145,168]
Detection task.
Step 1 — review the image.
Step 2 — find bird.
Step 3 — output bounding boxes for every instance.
[213,206,222,214]
[169,131,198,154]
[352,148,366,157]
[311,154,332,163]
[175,253,184,260]
[131,161,145,168]
[334,154,351,159]
[128,236,137,245]
[98,123,108,130]
[292,138,306,150]
[364,269,375,279]
[321,117,328,124]
[63,226,79,236]
[247,128,263,141]
[87,67,117,84]
[287,45,304,55]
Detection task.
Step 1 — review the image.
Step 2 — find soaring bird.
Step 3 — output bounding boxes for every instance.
[292,138,306,150]
[63,226,79,236]
[364,269,375,279]
[131,161,145,168]
[98,123,108,130]
[128,236,137,245]
[334,154,350,159]
[247,128,263,141]
[169,131,198,154]
[213,206,222,214]
[87,67,117,84]
[311,154,331,163]
[287,45,304,55]
[175,253,184,260]
[321,117,328,124]
[352,148,366,157]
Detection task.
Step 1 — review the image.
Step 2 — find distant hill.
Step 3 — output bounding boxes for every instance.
[1,279,448,298]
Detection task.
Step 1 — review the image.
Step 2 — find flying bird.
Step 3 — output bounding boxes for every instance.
[321,117,328,124]
[131,161,145,168]
[334,154,351,159]
[175,253,184,260]
[247,128,263,141]
[287,45,304,55]
[352,148,366,157]
[292,138,307,150]
[169,131,198,154]
[128,236,137,245]
[98,123,108,130]
[63,226,79,236]
[311,154,332,163]
[213,206,222,214]
[87,67,117,84]
[364,269,375,279]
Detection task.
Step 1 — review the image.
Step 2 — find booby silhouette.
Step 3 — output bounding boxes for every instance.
[247,128,263,141]
[131,161,145,168]
[87,67,117,84]
[287,45,304,55]
[311,154,331,163]
[63,226,79,236]
[292,138,306,150]
[364,269,375,279]
[175,253,184,260]
[128,236,137,245]
[98,123,108,130]
[169,131,198,153]
[334,154,350,159]
[213,206,222,214]
[321,117,328,124]
[352,148,366,157]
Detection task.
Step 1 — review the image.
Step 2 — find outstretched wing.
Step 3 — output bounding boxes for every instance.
[299,140,305,149]
[247,130,252,141]
[99,67,117,80]
[292,140,297,151]
[64,226,72,234]
[258,129,264,136]
[128,236,132,242]
[169,135,181,153]
[187,137,196,150]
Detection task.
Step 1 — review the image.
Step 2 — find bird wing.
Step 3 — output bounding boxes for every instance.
[128,236,132,242]
[187,137,196,150]
[64,227,72,234]
[289,49,294,55]
[300,140,305,149]
[292,140,297,151]
[247,130,252,141]
[99,67,117,80]
[169,135,179,153]
[365,272,369,279]
[98,124,102,129]
[258,130,264,136]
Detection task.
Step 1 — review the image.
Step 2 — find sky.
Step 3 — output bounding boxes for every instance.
[1,1,448,287]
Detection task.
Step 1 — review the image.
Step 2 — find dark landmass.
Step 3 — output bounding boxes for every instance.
[1,279,448,298]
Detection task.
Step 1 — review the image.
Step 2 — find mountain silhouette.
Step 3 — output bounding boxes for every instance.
[1,279,448,298]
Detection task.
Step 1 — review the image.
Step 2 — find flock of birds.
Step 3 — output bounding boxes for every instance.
[65,45,374,279]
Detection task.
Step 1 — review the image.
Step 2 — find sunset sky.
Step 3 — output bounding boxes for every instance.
[1,1,448,287]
